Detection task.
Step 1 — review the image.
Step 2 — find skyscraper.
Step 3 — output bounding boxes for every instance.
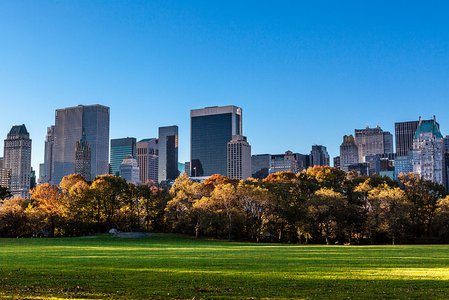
[339,135,359,172]
[3,125,32,198]
[354,126,393,162]
[395,120,422,157]
[52,104,110,184]
[110,137,137,176]
[158,126,179,183]
[412,117,445,185]
[191,105,242,177]
[41,125,55,184]
[136,138,159,183]
[227,135,251,180]
[75,133,92,181]
[310,145,330,166]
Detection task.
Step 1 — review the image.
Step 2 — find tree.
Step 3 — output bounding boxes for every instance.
[91,175,130,231]
[30,184,65,236]
[0,186,12,202]
[368,184,410,245]
[165,174,204,235]
[0,198,30,237]
[237,180,270,242]
[64,178,95,235]
[307,188,346,245]
[399,173,446,239]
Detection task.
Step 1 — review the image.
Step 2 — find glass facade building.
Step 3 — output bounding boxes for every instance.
[191,106,242,177]
[158,126,179,183]
[110,137,136,176]
[53,104,110,184]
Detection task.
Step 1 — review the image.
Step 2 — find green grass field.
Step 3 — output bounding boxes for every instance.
[1,235,449,299]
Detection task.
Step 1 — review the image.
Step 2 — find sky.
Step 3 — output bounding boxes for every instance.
[1,1,449,176]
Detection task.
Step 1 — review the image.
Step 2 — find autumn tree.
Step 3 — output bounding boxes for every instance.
[30,183,65,236]
[237,180,270,242]
[0,186,12,202]
[368,184,410,245]
[165,174,204,235]
[0,198,31,237]
[91,175,130,231]
[399,173,446,239]
[307,188,346,245]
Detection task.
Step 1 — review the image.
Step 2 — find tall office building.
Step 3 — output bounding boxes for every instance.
[110,137,137,176]
[339,135,359,172]
[75,133,92,181]
[40,125,55,184]
[354,126,393,162]
[310,145,330,166]
[120,155,140,185]
[227,135,251,180]
[412,118,445,185]
[52,104,110,184]
[395,119,438,157]
[158,126,179,183]
[191,105,242,177]
[137,138,158,183]
[3,125,32,198]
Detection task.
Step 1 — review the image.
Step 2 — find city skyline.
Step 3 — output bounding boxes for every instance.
[1,104,449,178]
[1,1,449,176]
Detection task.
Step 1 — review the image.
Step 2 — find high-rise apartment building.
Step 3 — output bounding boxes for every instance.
[52,104,110,184]
[444,136,449,190]
[158,126,179,183]
[227,135,251,180]
[0,157,11,189]
[3,125,32,198]
[75,133,92,181]
[339,135,359,172]
[354,126,393,162]
[310,145,330,166]
[412,118,445,185]
[110,137,136,176]
[136,138,158,183]
[40,125,55,184]
[191,106,242,177]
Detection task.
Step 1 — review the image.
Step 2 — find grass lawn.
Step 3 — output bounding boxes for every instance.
[1,234,449,299]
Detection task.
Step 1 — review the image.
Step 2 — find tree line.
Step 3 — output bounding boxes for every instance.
[1,166,449,244]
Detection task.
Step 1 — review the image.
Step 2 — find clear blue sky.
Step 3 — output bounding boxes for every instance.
[1,1,449,175]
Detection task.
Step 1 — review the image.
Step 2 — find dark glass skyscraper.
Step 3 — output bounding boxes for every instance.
[395,119,438,157]
[53,104,110,184]
[190,106,242,177]
[158,126,179,183]
[110,137,137,176]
